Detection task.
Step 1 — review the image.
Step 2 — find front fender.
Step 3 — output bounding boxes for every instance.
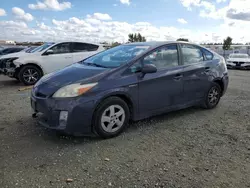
[13,60,45,74]
[92,87,138,120]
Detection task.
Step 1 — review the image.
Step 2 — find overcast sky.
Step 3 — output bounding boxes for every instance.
[0,0,249,43]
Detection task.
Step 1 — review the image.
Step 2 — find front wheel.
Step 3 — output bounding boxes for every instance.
[203,82,222,109]
[18,65,43,85]
[93,97,130,139]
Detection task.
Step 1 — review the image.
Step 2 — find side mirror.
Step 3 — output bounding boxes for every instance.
[44,49,54,55]
[141,64,157,74]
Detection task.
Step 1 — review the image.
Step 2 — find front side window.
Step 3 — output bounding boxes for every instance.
[30,42,55,53]
[142,44,179,69]
[81,45,150,68]
[181,44,203,65]
[49,43,71,54]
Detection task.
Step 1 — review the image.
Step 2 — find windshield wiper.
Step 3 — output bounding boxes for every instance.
[83,62,108,68]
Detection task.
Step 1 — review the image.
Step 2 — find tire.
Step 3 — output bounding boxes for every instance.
[203,82,222,109]
[18,65,43,85]
[93,97,130,139]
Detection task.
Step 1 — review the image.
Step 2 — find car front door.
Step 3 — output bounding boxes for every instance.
[41,42,73,73]
[72,42,100,63]
[138,44,184,115]
[179,43,211,102]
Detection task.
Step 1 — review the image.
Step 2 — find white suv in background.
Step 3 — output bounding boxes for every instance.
[0,41,105,85]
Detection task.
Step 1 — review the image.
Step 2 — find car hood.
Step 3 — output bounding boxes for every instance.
[34,63,111,96]
[0,51,28,59]
[227,58,250,62]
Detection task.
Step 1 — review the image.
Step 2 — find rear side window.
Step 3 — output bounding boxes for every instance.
[73,43,99,52]
[202,49,213,60]
[180,44,203,65]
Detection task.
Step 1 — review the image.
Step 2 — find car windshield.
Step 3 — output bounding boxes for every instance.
[81,45,150,68]
[230,54,249,58]
[30,42,55,53]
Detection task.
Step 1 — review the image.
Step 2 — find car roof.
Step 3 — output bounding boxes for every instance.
[123,41,197,48]
[1,47,25,50]
[230,53,248,55]
[53,41,103,46]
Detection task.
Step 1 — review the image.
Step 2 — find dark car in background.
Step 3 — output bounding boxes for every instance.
[31,41,229,138]
[0,47,25,57]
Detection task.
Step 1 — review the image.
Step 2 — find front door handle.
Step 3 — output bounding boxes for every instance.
[174,74,183,81]
[65,56,72,59]
[205,67,210,72]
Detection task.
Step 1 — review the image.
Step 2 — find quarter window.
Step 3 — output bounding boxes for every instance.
[180,44,203,64]
[73,43,99,52]
[143,44,179,69]
[49,43,71,54]
[202,49,213,60]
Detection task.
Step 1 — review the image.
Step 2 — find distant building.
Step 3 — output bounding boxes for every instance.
[204,44,250,58]
[5,40,16,44]
[0,40,16,45]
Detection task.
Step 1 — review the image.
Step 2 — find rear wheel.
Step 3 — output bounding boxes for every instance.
[93,97,130,138]
[203,82,222,109]
[18,65,42,85]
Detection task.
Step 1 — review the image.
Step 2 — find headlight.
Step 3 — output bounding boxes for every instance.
[5,57,19,68]
[52,83,97,98]
[2,57,18,67]
[6,57,19,63]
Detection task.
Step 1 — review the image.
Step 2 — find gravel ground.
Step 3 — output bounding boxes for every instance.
[0,70,250,188]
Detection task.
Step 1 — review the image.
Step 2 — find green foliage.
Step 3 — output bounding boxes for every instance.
[128,33,146,42]
[177,38,189,42]
[111,42,121,47]
[223,36,233,51]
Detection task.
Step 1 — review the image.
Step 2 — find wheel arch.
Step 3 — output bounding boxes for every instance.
[93,91,135,122]
[213,78,224,96]
[16,63,44,77]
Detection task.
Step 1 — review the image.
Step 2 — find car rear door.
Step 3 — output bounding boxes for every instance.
[72,42,100,63]
[138,44,184,114]
[40,42,73,73]
[179,43,211,103]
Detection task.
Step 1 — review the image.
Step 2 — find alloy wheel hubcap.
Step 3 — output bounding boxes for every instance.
[101,105,125,133]
[208,87,219,105]
[23,69,39,84]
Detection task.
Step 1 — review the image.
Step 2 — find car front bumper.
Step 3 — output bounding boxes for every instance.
[0,68,16,77]
[227,63,250,70]
[31,93,96,135]
[222,74,229,96]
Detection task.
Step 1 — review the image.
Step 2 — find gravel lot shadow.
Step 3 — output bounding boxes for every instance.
[23,106,203,145]
[0,78,22,87]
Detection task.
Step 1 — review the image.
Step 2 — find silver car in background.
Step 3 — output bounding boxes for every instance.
[227,53,250,69]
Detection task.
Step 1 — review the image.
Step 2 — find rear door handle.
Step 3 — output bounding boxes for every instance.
[65,56,72,59]
[174,74,183,80]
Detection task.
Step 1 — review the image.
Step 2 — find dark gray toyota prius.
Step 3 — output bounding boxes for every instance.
[31,41,229,138]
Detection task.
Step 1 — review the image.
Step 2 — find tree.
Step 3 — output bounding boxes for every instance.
[177,38,189,42]
[111,42,121,48]
[128,33,134,42]
[223,36,233,57]
[137,33,142,42]
[134,33,138,42]
[128,33,147,42]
